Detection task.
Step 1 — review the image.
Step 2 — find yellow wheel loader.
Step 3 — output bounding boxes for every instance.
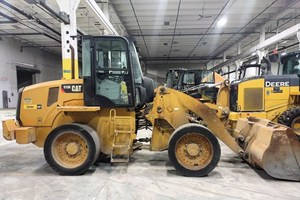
[210,54,300,140]
[2,35,300,181]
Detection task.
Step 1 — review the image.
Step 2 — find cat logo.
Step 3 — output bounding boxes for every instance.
[61,84,83,93]
[72,85,82,92]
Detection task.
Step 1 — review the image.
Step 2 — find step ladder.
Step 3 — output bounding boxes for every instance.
[109,109,134,163]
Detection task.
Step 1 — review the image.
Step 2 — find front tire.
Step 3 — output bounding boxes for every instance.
[44,123,100,175]
[168,124,221,177]
[278,107,300,140]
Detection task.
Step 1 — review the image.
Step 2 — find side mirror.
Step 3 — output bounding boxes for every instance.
[269,54,278,62]
[136,86,147,108]
[261,64,267,70]
[143,77,155,103]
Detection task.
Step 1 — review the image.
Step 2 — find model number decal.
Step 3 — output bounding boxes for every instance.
[265,81,289,87]
[61,84,83,93]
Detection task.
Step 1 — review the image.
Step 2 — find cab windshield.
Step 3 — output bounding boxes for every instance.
[128,41,143,85]
[282,53,300,75]
[200,70,214,83]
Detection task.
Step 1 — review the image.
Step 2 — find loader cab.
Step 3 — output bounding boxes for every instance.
[166,69,215,90]
[238,64,261,80]
[279,51,300,75]
[177,69,215,90]
[165,68,187,88]
[82,36,153,109]
[166,68,218,102]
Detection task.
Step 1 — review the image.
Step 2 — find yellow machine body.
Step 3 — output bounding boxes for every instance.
[2,79,237,154]
[209,76,300,138]
[3,79,136,156]
[229,78,293,119]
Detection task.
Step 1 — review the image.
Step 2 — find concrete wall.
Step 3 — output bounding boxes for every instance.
[0,36,61,109]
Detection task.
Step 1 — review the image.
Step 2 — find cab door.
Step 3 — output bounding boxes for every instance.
[82,36,135,108]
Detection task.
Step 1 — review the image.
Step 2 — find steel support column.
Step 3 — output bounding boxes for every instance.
[237,42,241,55]
[223,52,227,62]
[234,60,240,80]
[56,0,80,79]
[260,25,266,44]
[101,1,110,35]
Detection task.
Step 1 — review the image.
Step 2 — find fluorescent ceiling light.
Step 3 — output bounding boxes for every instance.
[250,61,257,64]
[217,17,227,27]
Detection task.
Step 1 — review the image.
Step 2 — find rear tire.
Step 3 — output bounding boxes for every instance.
[44,123,100,175]
[168,124,221,177]
[278,107,300,140]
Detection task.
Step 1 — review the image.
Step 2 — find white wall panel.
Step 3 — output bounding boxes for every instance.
[0,36,61,108]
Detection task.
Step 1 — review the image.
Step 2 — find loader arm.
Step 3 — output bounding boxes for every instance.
[147,86,243,155]
[172,88,243,155]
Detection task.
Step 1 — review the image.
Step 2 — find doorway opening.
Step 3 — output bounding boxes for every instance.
[2,90,8,108]
[16,66,40,89]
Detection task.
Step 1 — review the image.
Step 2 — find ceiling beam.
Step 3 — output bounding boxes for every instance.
[186,0,231,58]
[211,22,300,71]
[141,56,230,61]
[210,0,300,58]
[208,0,279,58]
[130,32,278,37]
[0,0,61,36]
[107,2,127,35]
[0,33,41,36]
[82,0,119,35]
[0,11,17,23]
[167,0,181,58]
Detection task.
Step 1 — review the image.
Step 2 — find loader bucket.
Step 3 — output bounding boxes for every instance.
[234,118,300,181]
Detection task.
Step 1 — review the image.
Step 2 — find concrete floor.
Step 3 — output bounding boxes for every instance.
[0,109,299,200]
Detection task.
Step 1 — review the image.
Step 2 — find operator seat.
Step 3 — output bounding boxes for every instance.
[96,70,122,103]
